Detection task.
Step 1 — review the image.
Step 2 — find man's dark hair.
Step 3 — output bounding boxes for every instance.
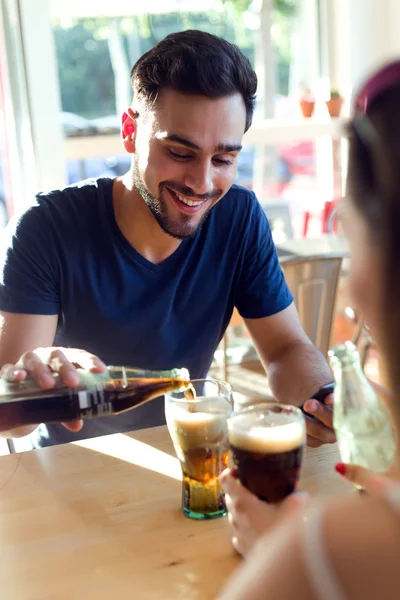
[131,30,257,132]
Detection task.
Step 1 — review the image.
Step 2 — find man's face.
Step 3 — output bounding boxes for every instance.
[129,89,246,239]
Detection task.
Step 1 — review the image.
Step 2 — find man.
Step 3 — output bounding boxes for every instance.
[0,30,334,448]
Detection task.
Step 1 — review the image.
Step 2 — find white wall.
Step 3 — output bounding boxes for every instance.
[326,0,400,108]
[19,0,65,192]
[387,0,400,56]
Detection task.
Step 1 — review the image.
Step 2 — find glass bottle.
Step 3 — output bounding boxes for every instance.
[328,342,396,473]
[0,366,191,433]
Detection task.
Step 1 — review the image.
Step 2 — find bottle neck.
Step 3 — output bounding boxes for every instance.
[334,359,364,381]
[107,377,192,415]
[333,359,380,413]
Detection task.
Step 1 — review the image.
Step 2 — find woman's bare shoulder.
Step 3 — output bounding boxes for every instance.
[324,491,400,600]
[218,489,400,600]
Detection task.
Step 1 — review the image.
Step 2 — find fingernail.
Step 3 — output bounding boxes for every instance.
[307,400,318,412]
[12,369,24,378]
[64,370,79,385]
[38,373,55,387]
[91,359,105,370]
[335,463,347,476]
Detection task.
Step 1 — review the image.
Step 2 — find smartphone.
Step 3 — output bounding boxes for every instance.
[311,381,335,403]
[300,381,335,411]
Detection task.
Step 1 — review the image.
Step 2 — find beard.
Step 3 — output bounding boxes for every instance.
[131,156,221,240]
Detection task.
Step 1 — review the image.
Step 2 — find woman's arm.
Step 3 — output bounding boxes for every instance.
[217,506,315,600]
[218,491,400,600]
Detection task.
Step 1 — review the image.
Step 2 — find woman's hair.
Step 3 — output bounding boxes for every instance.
[130,30,257,132]
[346,62,400,408]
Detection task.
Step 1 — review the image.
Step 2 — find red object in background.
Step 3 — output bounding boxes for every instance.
[302,211,311,238]
[277,140,315,197]
[302,198,339,237]
[322,199,339,233]
[279,141,315,177]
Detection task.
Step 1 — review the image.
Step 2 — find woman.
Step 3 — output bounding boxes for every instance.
[218,61,400,600]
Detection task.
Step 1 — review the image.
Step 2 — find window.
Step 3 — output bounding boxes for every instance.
[48,0,344,237]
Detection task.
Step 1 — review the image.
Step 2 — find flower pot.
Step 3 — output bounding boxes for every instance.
[326,97,343,117]
[299,100,315,118]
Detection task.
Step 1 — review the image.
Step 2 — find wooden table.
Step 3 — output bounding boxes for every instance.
[0,425,348,600]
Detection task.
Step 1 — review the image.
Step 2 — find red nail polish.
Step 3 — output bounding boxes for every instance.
[335,463,347,476]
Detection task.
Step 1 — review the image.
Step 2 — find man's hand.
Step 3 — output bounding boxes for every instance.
[303,393,336,447]
[0,347,106,437]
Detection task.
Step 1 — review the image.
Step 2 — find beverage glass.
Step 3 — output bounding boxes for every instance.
[165,379,232,520]
[228,403,306,503]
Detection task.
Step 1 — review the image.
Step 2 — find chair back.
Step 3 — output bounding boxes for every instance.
[281,254,343,356]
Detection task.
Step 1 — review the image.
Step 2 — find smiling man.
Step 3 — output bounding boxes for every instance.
[0,30,334,448]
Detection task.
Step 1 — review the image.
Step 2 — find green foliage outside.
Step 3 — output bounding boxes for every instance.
[52,0,297,119]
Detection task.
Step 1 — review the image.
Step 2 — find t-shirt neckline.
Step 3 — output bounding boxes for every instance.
[101,177,193,274]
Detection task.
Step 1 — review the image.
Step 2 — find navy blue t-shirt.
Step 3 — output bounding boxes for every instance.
[0,178,292,446]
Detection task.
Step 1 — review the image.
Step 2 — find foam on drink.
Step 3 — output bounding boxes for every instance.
[168,397,228,449]
[228,409,305,502]
[229,411,305,454]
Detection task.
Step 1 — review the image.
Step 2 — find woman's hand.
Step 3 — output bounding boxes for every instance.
[335,461,399,492]
[220,469,310,557]
[0,347,106,437]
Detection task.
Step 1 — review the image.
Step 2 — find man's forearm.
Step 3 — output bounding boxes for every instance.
[265,341,334,406]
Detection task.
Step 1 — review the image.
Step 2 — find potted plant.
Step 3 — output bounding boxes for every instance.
[326,88,344,117]
[299,89,315,118]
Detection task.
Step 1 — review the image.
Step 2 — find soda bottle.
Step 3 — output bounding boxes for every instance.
[328,342,396,473]
[0,366,192,433]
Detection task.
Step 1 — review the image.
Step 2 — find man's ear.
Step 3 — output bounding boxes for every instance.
[121,108,137,153]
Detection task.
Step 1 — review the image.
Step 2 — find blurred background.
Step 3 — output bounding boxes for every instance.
[3,0,399,238]
[0,0,397,453]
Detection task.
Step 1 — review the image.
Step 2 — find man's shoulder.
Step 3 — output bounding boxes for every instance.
[223,184,256,202]
[213,184,264,228]
[217,184,261,215]
[35,177,112,213]
[5,177,113,247]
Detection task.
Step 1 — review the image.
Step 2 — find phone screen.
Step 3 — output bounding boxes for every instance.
[310,382,335,403]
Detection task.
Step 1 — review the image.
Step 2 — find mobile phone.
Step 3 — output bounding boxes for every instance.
[300,381,335,411]
[309,381,335,403]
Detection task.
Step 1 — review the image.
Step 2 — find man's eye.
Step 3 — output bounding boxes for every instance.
[169,149,191,160]
[213,158,233,166]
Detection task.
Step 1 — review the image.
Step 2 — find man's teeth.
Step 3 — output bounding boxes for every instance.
[175,191,204,207]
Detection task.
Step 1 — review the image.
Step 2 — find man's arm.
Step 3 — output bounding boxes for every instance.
[244,302,336,446]
[245,303,332,402]
[0,311,58,366]
[0,311,105,439]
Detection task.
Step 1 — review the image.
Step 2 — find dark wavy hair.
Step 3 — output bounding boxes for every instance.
[346,62,400,415]
[130,30,257,132]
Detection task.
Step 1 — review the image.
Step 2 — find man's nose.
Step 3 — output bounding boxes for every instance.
[184,161,213,196]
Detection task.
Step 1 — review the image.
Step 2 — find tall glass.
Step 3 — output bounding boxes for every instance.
[165,379,232,520]
[228,403,306,503]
